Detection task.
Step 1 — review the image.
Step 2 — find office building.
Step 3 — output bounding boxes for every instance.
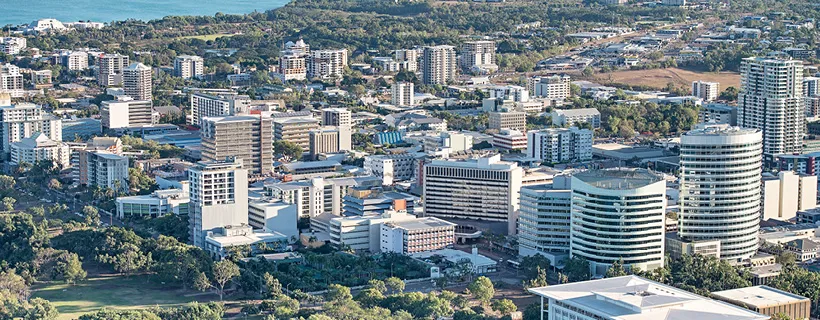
[0,102,62,157]
[173,55,204,79]
[59,51,89,71]
[307,49,347,79]
[461,40,498,73]
[97,53,129,86]
[571,169,667,274]
[391,82,415,107]
[712,286,811,320]
[308,126,351,159]
[273,117,320,150]
[492,129,528,151]
[423,155,524,235]
[550,108,601,128]
[266,176,381,218]
[101,99,154,129]
[529,276,769,320]
[518,176,572,265]
[116,188,190,218]
[204,224,288,260]
[321,108,351,127]
[738,57,804,159]
[187,158,249,248]
[527,127,593,164]
[679,124,763,261]
[380,215,457,254]
[364,152,424,185]
[0,64,24,98]
[248,200,298,240]
[0,37,26,55]
[529,75,571,100]
[692,80,720,102]
[10,132,70,168]
[489,111,526,132]
[342,187,416,216]
[123,63,152,101]
[201,115,273,175]
[665,232,722,259]
[699,103,738,125]
[80,151,129,192]
[761,171,817,221]
[422,45,456,85]
[190,92,251,127]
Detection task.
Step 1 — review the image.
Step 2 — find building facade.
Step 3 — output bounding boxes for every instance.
[97,53,129,86]
[201,115,273,175]
[173,55,204,79]
[123,63,152,101]
[307,49,348,79]
[391,82,415,107]
[518,177,572,266]
[422,45,456,85]
[190,92,251,127]
[692,80,720,102]
[0,102,62,158]
[461,41,498,73]
[489,111,526,132]
[101,99,154,129]
[10,132,70,168]
[187,158,249,248]
[527,127,593,164]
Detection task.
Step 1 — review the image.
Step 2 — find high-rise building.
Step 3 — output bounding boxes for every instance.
[187,158,249,248]
[190,92,251,127]
[679,124,763,261]
[266,176,381,218]
[570,169,667,275]
[527,127,593,164]
[308,126,352,159]
[321,108,351,127]
[101,99,154,129]
[518,176,572,265]
[277,54,307,81]
[461,41,498,73]
[529,75,571,100]
[550,108,601,128]
[364,152,424,185]
[201,115,273,175]
[0,102,62,158]
[173,55,204,79]
[692,80,720,102]
[489,111,526,132]
[307,49,347,79]
[391,82,415,107]
[422,45,456,85]
[737,57,804,160]
[59,51,89,71]
[80,151,129,192]
[423,155,524,235]
[273,117,320,150]
[97,53,129,86]
[761,171,817,222]
[123,63,152,101]
[10,132,70,168]
[394,49,419,72]
[0,37,27,55]
[0,64,24,98]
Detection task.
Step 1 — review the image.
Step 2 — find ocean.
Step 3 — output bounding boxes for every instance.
[1,0,291,27]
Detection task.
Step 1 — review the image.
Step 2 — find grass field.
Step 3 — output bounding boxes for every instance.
[32,275,212,320]
[592,67,741,90]
[177,33,235,41]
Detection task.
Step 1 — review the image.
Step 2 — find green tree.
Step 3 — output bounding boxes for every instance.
[564,256,591,283]
[273,140,303,160]
[327,284,353,302]
[491,298,517,315]
[79,309,161,320]
[368,279,387,294]
[353,288,384,308]
[98,243,151,278]
[82,206,100,226]
[385,276,405,294]
[606,259,628,278]
[2,197,16,212]
[202,260,240,301]
[22,298,59,320]
[467,276,495,306]
[61,253,87,285]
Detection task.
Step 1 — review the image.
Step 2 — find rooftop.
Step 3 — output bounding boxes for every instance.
[712,286,809,308]
[574,169,663,190]
[684,124,760,137]
[282,160,341,171]
[553,108,601,116]
[384,217,456,231]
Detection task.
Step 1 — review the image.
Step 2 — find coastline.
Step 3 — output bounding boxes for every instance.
[1,0,290,27]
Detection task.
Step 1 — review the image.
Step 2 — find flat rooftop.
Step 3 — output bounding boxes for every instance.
[386,217,456,231]
[574,169,663,190]
[712,286,809,308]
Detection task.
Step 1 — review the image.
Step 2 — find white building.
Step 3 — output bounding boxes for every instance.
[488,85,529,103]
[492,129,528,151]
[380,216,457,254]
[489,111,526,132]
[97,53,129,87]
[1,64,24,98]
[308,126,352,159]
[461,41,498,74]
[679,124,763,261]
[529,276,769,320]
[116,188,190,218]
[738,57,804,160]
[423,155,524,235]
[101,98,155,129]
[58,51,89,71]
[123,63,152,101]
[265,176,381,218]
[0,37,27,55]
[190,92,251,127]
[527,127,593,164]
[762,171,817,222]
[550,108,601,128]
[394,49,419,72]
[321,108,351,127]
[692,80,720,102]
[364,152,424,185]
[10,132,70,168]
[0,102,63,157]
[529,75,571,100]
[422,45,456,85]
[277,54,307,81]
[173,55,204,79]
[699,103,737,125]
[204,224,288,260]
[518,176,572,266]
[391,82,415,107]
[188,158,249,248]
[307,49,348,79]
[571,169,667,275]
[82,151,129,192]
[248,200,299,241]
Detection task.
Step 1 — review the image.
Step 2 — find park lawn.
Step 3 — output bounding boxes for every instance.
[178,33,235,41]
[32,275,212,320]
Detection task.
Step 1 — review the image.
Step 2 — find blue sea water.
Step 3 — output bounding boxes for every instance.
[1,0,291,27]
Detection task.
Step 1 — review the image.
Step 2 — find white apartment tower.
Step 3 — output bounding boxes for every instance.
[278,54,307,81]
[173,55,204,79]
[60,51,89,71]
[123,63,152,101]
[201,115,274,175]
[422,45,456,85]
[692,80,720,102]
[321,108,351,127]
[679,124,763,262]
[307,49,348,79]
[394,49,419,72]
[461,41,498,73]
[529,75,571,100]
[187,158,249,248]
[0,102,62,157]
[0,64,24,98]
[391,82,415,107]
[423,155,524,235]
[97,53,129,86]
[190,92,251,127]
[737,57,804,160]
[101,99,154,129]
[527,127,593,164]
[570,169,667,275]
[518,176,572,265]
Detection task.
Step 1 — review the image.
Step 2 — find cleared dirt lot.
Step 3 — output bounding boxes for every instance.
[592,67,741,90]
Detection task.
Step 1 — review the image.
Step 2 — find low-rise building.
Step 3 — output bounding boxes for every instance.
[665,231,721,259]
[489,111,526,132]
[248,200,299,241]
[712,286,811,320]
[10,133,70,168]
[80,151,129,192]
[204,224,289,259]
[101,99,155,130]
[342,188,416,216]
[411,248,498,275]
[550,108,601,128]
[380,217,456,254]
[699,103,738,125]
[527,127,593,163]
[363,152,424,185]
[492,129,528,151]
[280,160,341,177]
[116,188,190,218]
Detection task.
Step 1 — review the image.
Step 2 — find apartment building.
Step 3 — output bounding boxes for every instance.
[123,63,152,101]
[97,53,129,86]
[0,37,26,55]
[190,92,251,126]
[201,115,273,175]
[308,126,351,159]
[173,55,204,79]
[391,82,415,107]
[488,85,529,103]
[488,111,526,132]
[273,117,320,150]
[692,80,720,101]
[492,129,528,151]
[550,108,601,128]
[363,152,424,185]
[0,102,62,157]
[265,176,381,218]
[307,49,347,79]
[10,132,70,168]
[80,151,129,192]
[394,49,419,72]
[321,108,351,127]
[59,51,89,70]
[101,98,154,129]
[277,54,307,81]
[422,45,456,85]
[517,176,572,266]
[0,64,24,98]
[187,158,249,248]
[529,75,571,100]
[526,127,593,164]
[762,171,817,221]
[461,40,498,73]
